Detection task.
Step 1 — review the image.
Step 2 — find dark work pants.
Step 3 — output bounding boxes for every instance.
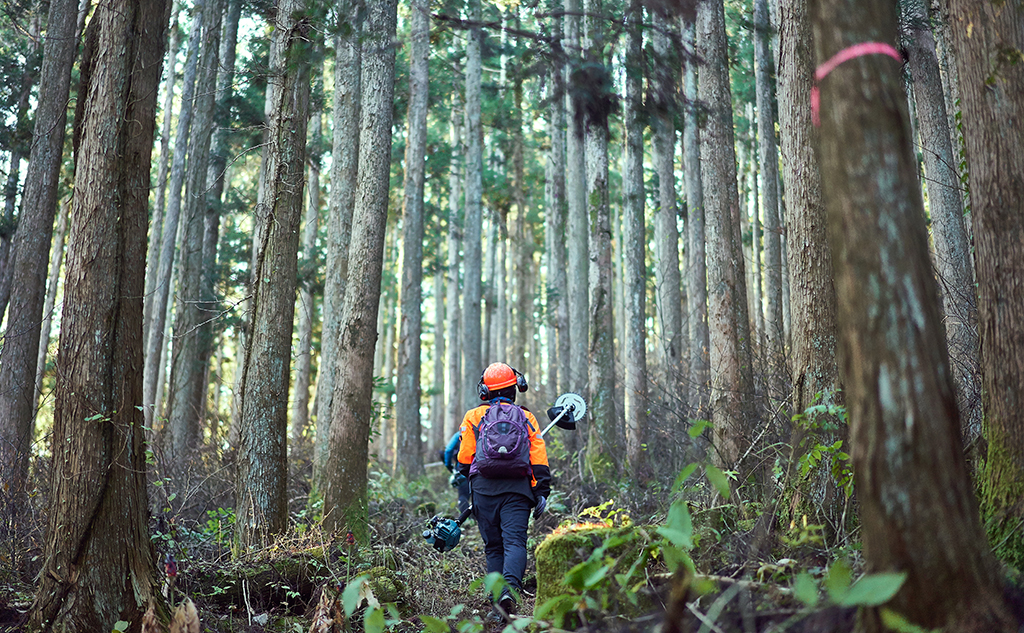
[472,491,532,594]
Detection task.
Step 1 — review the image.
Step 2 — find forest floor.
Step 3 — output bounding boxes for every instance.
[0,453,896,633]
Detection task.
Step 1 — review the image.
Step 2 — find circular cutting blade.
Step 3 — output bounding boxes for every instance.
[554,392,587,422]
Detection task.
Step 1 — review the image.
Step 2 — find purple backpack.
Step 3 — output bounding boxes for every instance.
[470,402,534,479]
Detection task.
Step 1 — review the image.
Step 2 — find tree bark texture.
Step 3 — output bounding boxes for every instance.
[395,0,429,479]
[314,0,362,487]
[235,0,312,549]
[565,0,589,404]
[755,0,787,404]
[811,0,1015,629]
[624,0,648,474]
[445,100,463,438]
[775,0,841,420]
[321,0,398,537]
[584,0,619,471]
[682,17,710,418]
[291,50,324,447]
[28,0,169,627]
[697,0,755,471]
[546,8,570,395]
[650,10,686,412]
[900,0,980,444]
[943,0,1024,570]
[0,0,79,498]
[462,0,484,409]
[431,270,446,453]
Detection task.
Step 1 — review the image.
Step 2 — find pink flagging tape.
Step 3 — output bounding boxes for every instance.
[811,42,902,127]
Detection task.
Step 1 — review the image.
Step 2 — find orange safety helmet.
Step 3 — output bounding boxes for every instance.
[478,362,528,399]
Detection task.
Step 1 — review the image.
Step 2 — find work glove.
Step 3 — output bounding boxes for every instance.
[449,472,467,488]
[534,495,547,519]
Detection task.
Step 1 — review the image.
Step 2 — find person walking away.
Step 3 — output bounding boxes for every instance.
[457,362,550,622]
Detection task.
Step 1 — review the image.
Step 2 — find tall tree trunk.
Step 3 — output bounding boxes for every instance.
[624,0,648,475]
[565,0,589,405]
[777,0,842,416]
[682,16,710,419]
[495,213,508,362]
[144,0,182,345]
[811,0,1015,629]
[291,60,323,447]
[698,0,755,471]
[513,37,531,376]
[776,0,844,534]
[314,0,362,488]
[166,0,223,466]
[431,270,446,454]
[944,0,1024,570]
[321,0,398,537]
[755,0,786,405]
[0,9,41,322]
[198,0,239,450]
[482,214,497,363]
[547,6,571,396]
[583,0,619,470]
[0,0,79,500]
[899,0,980,444]
[650,10,685,411]
[35,200,71,407]
[235,0,312,549]
[143,3,204,429]
[446,98,463,438]
[462,0,484,408]
[28,0,169,626]
[395,0,429,479]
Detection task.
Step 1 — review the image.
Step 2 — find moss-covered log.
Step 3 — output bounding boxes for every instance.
[534,524,661,626]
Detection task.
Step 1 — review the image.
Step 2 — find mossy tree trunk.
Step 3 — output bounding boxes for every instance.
[811,0,1016,629]
[943,0,1024,568]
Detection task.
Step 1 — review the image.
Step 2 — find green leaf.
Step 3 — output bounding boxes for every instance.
[564,560,601,590]
[837,572,907,607]
[534,594,576,620]
[583,563,611,589]
[687,419,712,438]
[656,528,694,550]
[364,606,385,633]
[672,463,700,492]
[824,559,852,602]
[483,571,507,602]
[792,572,819,607]
[343,575,369,617]
[420,615,449,633]
[879,607,939,633]
[661,544,695,575]
[705,465,732,498]
[662,500,693,548]
[112,622,129,633]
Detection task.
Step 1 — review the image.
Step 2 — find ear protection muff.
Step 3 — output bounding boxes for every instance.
[511,366,529,393]
[478,369,490,400]
[477,363,529,400]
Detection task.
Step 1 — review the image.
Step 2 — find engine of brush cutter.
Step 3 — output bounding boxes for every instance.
[422,515,463,552]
